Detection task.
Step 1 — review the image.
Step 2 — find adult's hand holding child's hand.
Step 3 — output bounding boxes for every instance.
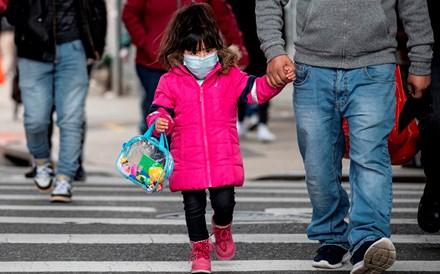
[266,55,295,88]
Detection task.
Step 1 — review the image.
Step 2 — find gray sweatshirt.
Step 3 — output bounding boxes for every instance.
[256,0,434,75]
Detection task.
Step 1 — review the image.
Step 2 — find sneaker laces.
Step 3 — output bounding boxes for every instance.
[35,161,53,179]
[189,240,213,263]
[53,177,71,193]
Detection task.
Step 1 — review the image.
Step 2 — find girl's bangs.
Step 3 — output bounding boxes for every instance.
[182,30,219,52]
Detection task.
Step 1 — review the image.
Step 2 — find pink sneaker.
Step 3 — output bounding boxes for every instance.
[211,219,236,260]
[189,239,213,273]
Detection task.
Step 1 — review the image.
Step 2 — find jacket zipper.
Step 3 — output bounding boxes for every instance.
[52,0,57,63]
[200,86,212,188]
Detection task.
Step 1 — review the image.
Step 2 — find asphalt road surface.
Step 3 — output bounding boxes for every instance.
[0,166,439,273]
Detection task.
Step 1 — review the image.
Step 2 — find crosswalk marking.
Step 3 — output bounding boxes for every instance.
[0,185,423,195]
[0,205,417,213]
[0,261,438,272]
[0,205,156,212]
[1,233,439,244]
[0,176,435,273]
[0,216,420,225]
[0,177,426,189]
[0,194,423,203]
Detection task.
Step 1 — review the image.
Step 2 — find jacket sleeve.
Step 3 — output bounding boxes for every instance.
[4,0,25,26]
[87,0,107,58]
[210,0,249,67]
[230,66,284,105]
[146,76,175,137]
[255,0,289,62]
[122,0,153,60]
[398,0,434,76]
[0,0,8,14]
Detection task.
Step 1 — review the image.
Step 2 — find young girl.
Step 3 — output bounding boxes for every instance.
[147,3,293,273]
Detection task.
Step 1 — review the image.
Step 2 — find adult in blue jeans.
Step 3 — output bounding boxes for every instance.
[256,1,433,273]
[5,0,107,203]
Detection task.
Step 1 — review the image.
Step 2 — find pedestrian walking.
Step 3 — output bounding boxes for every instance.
[122,0,249,134]
[146,3,293,273]
[256,0,433,273]
[5,0,107,203]
[417,0,440,234]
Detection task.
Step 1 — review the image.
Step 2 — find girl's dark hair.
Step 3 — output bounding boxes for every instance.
[158,3,226,69]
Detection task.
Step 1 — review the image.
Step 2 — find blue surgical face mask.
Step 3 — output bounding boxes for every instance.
[183,51,219,80]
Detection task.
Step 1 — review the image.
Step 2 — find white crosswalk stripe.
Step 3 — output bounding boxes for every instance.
[0,175,438,273]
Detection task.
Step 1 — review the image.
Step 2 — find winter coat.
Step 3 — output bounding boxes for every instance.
[5,0,107,62]
[146,48,283,192]
[122,0,249,71]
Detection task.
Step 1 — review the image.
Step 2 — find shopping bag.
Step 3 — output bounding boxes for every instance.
[343,66,420,165]
[116,120,174,193]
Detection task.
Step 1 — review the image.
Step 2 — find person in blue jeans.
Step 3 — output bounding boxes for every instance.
[256,1,433,273]
[5,0,107,203]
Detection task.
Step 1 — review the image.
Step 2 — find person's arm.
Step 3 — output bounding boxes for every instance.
[398,0,434,98]
[210,0,249,68]
[122,0,150,55]
[255,0,294,88]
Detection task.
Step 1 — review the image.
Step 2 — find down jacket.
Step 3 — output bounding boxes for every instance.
[146,49,283,192]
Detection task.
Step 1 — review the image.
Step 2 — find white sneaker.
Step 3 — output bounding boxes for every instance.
[237,121,247,138]
[34,159,54,192]
[50,176,72,203]
[257,124,276,142]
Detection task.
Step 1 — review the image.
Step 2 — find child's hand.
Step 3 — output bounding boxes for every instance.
[155,118,169,133]
[284,65,296,82]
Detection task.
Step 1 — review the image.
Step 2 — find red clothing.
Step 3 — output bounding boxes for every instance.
[0,0,8,13]
[146,63,282,192]
[122,0,249,71]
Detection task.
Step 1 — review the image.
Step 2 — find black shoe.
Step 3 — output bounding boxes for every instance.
[24,167,36,178]
[350,238,396,274]
[312,244,350,269]
[73,165,87,182]
[417,197,440,233]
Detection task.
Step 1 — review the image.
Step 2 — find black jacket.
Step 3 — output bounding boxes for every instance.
[5,0,106,62]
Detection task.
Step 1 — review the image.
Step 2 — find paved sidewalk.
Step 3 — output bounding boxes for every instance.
[0,77,425,181]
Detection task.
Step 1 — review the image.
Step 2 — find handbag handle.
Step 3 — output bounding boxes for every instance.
[143,119,169,151]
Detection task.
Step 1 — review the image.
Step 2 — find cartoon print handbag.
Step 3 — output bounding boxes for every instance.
[116,120,174,193]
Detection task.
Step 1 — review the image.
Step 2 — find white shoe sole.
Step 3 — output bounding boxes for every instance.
[350,238,396,274]
[312,252,351,269]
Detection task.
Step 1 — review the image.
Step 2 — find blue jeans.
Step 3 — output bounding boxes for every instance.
[18,40,89,179]
[293,63,395,253]
[135,64,165,134]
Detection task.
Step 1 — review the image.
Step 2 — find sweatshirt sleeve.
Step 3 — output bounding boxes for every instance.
[398,0,434,75]
[255,0,290,62]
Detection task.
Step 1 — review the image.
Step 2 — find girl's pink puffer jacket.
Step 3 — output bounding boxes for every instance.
[147,62,283,192]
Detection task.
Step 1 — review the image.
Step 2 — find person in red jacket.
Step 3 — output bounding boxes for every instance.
[122,0,249,134]
[146,4,292,273]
